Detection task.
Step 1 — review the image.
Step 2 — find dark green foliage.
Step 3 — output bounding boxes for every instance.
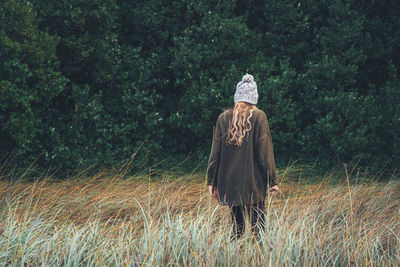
[1,0,399,176]
[0,0,68,166]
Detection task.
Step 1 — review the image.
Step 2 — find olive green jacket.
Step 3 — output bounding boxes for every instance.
[206,107,278,207]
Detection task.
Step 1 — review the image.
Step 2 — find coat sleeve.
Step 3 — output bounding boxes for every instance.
[206,115,222,186]
[256,112,278,187]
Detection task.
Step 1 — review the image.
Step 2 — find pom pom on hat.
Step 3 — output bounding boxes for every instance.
[241,73,254,83]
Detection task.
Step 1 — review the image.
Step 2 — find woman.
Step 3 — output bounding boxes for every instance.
[206,73,279,241]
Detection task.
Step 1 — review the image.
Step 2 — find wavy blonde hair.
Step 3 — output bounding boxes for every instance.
[225,102,256,147]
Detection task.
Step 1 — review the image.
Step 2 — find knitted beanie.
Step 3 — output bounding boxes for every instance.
[234,73,258,105]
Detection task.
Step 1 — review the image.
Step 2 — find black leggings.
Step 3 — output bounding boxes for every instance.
[229,200,266,238]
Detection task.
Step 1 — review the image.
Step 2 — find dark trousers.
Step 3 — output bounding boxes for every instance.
[229,200,266,239]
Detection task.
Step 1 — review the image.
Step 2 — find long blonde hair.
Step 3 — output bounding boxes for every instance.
[225,102,256,147]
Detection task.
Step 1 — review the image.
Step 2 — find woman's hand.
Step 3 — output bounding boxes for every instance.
[208,185,218,200]
[269,185,279,196]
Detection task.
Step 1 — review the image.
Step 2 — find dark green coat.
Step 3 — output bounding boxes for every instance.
[206,107,278,207]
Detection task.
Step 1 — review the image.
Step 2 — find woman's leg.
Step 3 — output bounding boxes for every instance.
[229,205,245,240]
[249,200,266,236]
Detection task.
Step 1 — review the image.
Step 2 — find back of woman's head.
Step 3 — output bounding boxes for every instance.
[225,102,256,147]
[225,73,258,147]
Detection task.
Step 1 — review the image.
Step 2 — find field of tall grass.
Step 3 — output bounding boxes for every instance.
[0,161,399,266]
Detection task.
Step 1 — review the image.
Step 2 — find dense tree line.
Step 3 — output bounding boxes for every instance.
[1,0,399,175]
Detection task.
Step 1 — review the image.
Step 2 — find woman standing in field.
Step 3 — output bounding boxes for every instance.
[206,73,279,241]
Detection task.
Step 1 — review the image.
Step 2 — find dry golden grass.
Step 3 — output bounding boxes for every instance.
[0,163,399,265]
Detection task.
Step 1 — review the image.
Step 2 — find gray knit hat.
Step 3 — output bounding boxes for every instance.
[234,73,258,105]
